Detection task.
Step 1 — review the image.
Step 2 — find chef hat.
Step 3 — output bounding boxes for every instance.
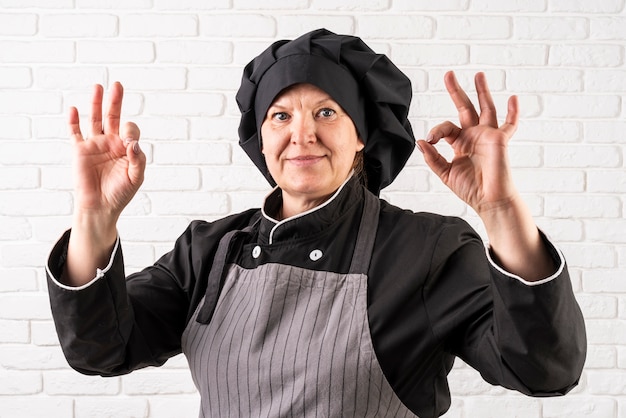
[236,28,415,195]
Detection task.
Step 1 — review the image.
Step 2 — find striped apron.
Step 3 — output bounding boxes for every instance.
[182,192,418,417]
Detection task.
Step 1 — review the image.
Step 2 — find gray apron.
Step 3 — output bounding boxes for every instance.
[182,192,418,417]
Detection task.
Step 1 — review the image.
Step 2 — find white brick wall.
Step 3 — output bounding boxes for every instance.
[0,1,623,417]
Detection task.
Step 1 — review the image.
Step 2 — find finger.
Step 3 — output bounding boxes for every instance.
[90,84,104,137]
[68,106,84,144]
[120,121,141,142]
[444,71,479,128]
[125,140,146,188]
[427,121,462,145]
[104,81,124,136]
[475,72,498,127]
[416,139,451,184]
[500,95,519,139]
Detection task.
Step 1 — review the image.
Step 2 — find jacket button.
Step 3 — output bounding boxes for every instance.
[309,249,323,261]
[252,246,261,258]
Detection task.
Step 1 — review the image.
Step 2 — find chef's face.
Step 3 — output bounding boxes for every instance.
[261,83,364,210]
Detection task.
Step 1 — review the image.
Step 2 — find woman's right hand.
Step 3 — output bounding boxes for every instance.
[70,82,146,219]
[63,82,146,286]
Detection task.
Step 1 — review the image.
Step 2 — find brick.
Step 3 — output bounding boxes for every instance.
[40,167,72,191]
[586,320,626,345]
[471,44,547,66]
[0,66,32,88]
[515,16,588,40]
[201,166,276,192]
[44,371,120,395]
[384,168,430,192]
[0,41,74,63]
[229,191,270,213]
[507,69,583,92]
[116,217,192,242]
[0,191,72,216]
[0,397,73,416]
[150,192,229,216]
[428,69,505,92]
[392,0,468,11]
[122,369,197,395]
[0,167,39,190]
[550,0,625,13]
[447,369,505,395]
[585,345,617,369]
[358,16,434,39]
[0,292,52,320]
[199,14,276,37]
[386,192,467,216]
[121,14,198,37]
[153,0,229,9]
[136,117,189,141]
[437,16,511,40]
[0,116,30,139]
[275,15,355,39]
[1,397,73,416]
[0,344,70,370]
[141,166,201,191]
[1,242,58,268]
[109,67,187,91]
[512,168,584,193]
[41,13,118,37]
[77,41,155,64]
[0,13,36,36]
[0,216,31,241]
[588,171,626,193]
[586,220,626,244]
[0,319,29,343]
[535,218,583,242]
[31,321,61,346]
[545,145,621,168]
[312,0,389,10]
[463,396,541,417]
[583,269,626,293]
[0,91,62,115]
[561,243,615,269]
[234,0,311,9]
[543,95,621,119]
[393,44,468,66]
[75,397,149,418]
[545,195,621,218]
[515,120,581,143]
[590,17,626,41]
[144,92,224,117]
[549,45,624,68]
[35,67,107,91]
[470,0,546,11]
[0,370,41,395]
[577,294,618,319]
[0,269,38,292]
[187,67,240,92]
[542,397,617,418]
[149,396,202,418]
[153,142,231,165]
[586,70,626,93]
[587,370,626,394]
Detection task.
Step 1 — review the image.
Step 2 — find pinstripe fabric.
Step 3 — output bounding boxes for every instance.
[182,193,418,417]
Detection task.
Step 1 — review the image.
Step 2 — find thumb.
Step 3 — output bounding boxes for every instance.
[417,139,450,183]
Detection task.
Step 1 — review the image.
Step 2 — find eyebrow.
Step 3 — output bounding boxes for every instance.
[269,96,336,110]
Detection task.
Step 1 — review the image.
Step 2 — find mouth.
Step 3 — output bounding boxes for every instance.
[287,155,324,166]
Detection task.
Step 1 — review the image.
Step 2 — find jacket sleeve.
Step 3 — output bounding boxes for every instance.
[46,225,198,376]
[424,220,586,396]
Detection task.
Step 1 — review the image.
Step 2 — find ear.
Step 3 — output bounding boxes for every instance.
[356,137,365,152]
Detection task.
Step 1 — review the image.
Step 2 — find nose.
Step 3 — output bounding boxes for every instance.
[290,114,316,145]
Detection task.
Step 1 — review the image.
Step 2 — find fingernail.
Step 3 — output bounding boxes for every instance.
[124,137,133,145]
[415,141,424,153]
[426,133,434,143]
[133,141,141,154]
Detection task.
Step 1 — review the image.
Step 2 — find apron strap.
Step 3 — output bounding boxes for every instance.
[196,223,256,324]
[348,189,380,275]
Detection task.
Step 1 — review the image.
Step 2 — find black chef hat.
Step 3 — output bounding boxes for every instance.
[236,28,415,195]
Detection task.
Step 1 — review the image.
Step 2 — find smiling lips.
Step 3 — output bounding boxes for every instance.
[287,155,325,166]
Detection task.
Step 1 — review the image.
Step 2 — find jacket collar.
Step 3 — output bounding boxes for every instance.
[259,174,363,245]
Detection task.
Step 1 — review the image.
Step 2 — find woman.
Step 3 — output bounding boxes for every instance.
[46,29,586,417]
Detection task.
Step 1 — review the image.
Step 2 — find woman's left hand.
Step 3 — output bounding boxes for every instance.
[418,71,519,217]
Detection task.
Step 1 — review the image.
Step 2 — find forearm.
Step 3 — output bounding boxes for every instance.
[480,194,556,281]
[64,210,119,287]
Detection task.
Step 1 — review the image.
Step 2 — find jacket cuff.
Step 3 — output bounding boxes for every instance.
[485,229,566,287]
[45,229,121,291]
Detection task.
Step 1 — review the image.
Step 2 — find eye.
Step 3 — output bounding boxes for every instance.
[317,108,336,118]
[271,112,289,122]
